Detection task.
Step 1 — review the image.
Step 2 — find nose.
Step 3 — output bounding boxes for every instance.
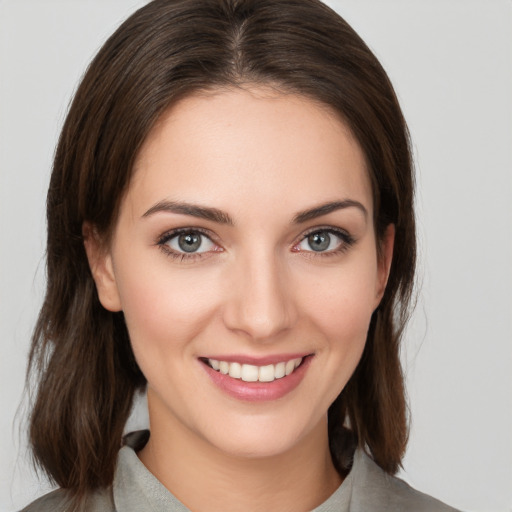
[222,250,297,341]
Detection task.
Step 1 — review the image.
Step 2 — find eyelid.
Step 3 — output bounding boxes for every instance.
[155,225,355,261]
[292,225,355,254]
[156,227,223,259]
[157,226,217,244]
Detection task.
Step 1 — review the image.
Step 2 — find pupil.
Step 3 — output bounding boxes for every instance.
[178,233,201,252]
[308,232,330,251]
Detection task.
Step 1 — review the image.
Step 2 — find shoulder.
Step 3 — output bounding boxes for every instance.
[20,489,69,512]
[351,449,461,512]
[20,487,114,512]
[20,432,148,512]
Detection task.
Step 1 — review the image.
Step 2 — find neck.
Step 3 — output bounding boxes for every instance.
[138,398,342,512]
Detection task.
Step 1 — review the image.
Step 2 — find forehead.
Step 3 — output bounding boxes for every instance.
[127,86,372,220]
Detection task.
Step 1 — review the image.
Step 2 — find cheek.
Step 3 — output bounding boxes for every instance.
[298,258,379,339]
[113,262,222,365]
[294,252,379,394]
[283,256,379,416]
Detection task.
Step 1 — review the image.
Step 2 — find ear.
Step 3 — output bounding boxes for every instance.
[374,224,395,307]
[82,222,122,312]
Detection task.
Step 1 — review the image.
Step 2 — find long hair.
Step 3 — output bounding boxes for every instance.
[28,0,415,506]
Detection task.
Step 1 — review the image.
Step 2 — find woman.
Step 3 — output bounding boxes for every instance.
[23,0,459,511]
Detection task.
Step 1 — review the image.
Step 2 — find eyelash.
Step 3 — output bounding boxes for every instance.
[293,227,356,258]
[156,226,356,261]
[157,227,219,262]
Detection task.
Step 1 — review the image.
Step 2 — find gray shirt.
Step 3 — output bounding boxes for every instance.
[22,431,461,511]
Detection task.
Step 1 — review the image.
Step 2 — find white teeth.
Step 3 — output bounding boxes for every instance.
[219,361,229,375]
[207,357,304,382]
[258,364,275,382]
[285,359,295,376]
[274,362,286,379]
[228,362,242,379]
[241,364,259,382]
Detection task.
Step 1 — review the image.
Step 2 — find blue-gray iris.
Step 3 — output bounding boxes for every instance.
[178,233,202,252]
[308,232,330,252]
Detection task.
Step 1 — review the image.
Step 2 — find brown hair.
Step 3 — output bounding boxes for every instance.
[28,0,415,506]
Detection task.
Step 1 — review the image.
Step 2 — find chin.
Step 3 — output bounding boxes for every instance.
[195,412,325,460]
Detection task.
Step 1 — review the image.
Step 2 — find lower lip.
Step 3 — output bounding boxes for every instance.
[201,356,312,402]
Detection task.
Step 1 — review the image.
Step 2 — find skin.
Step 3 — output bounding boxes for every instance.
[85,86,394,512]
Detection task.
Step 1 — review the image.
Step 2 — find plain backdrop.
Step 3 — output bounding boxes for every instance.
[1,1,511,511]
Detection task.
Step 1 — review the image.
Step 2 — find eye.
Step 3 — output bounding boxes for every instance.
[294,228,354,254]
[160,230,216,255]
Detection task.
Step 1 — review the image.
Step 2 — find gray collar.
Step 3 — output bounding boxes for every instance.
[113,431,355,512]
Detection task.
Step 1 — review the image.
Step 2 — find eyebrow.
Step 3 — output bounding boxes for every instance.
[292,200,368,223]
[142,200,234,225]
[142,199,367,225]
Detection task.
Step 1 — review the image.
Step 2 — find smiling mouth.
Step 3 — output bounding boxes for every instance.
[202,357,306,383]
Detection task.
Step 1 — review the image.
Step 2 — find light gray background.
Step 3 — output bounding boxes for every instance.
[1,1,511,511]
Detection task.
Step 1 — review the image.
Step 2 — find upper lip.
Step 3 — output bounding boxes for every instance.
[200,353,312,366]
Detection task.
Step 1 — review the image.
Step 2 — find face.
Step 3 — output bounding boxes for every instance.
[86,87,393,460]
